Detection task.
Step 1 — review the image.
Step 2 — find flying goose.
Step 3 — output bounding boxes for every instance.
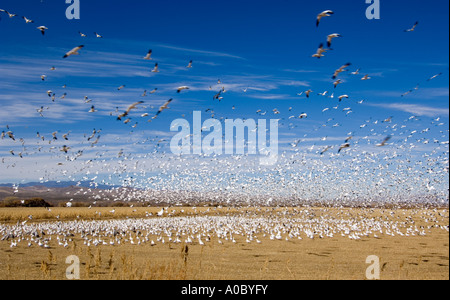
[117,101,144,120]
[338,143,350,153]
[316,10,334,27]
[312,43,329,59]
[187,60,193,68]
[155,99,173,117]
[37,26,48,35]
[333,79,342,88]
[332,63,351,79]
[177,86,190,93]
[338,94,349,102]
[22,16,34,23]
[327,33,341,47]
[63,45,84,58]
[144,50,153,60]
[427,73,443,81]
[404,21,419,32]
[151,63,159,73]
[376,136,392,147]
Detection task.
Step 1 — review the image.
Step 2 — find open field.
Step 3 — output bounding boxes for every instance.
[0,206,448,280]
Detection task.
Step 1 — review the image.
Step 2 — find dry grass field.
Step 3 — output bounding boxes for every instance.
[0,206,448,280]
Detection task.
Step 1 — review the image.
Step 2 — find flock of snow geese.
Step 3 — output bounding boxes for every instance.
[1,207,449,249]
[0,7,448,217]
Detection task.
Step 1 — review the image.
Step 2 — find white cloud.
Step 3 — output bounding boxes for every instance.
[367,103,449,117]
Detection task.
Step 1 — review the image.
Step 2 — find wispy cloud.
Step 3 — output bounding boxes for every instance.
[157,44,245,60]
[366,103,449,117]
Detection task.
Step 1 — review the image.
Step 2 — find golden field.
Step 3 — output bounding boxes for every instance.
[0,206,448,280]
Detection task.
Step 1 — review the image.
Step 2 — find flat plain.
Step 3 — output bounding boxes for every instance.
[0,206,448,280]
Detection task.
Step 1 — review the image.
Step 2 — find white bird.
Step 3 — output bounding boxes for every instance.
[427,73,443,81]
[304,90,313,98]
[338,143,351,153]
[312,43,329,59]
[361,74,371,80]
[298,113,308,119]
[22,16,34,23]
[376,136,392,147]
[404,21,419,32]
[320,146,332,155]
[317,10,334,27]
[327,33,342,47]
[155,99,173,117]
[94,32,103,38]
[78,31,87,37]
[338,95,349,102]
[333,79,343,88]
[177,86,190,93]
[63,45,84,58]
[144,49,153,60]
[151,63,159,73]
[117,101,145,120]
[332,63,351,79]
[37,26,48,36]
[3,10,16,18]
[186,60,193,68]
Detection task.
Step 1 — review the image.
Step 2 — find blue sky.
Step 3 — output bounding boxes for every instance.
[0,0,448,203]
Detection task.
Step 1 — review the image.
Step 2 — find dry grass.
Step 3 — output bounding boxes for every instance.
[0,207,448,280]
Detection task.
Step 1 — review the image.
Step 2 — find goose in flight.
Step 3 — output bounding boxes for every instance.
[151,63,159,73]
[78,31,87,37]
[316,10,334,27]
[404,21,419,32]
[327,33,341,47]
[351,68,361,75]
[63,45,84,58]
[61,145,71,154]
[305,90,313,98]
[376,135,392,147]
[333,79,343,88]
[117,85,126,91]
[332,63,351,79]
[312,43,329,59]
[22,16,34,23]
[144,50,153,60]
[361,74,371,80]
[155,99,173,117]
[177,86,190,93]
[37,26,48,36]
[320,146,332,155]
[427,73,443,81]
[3,10,16,18]
[94,32,103,38]
[187,60,193,68]
[117,101,144,120]
[338,94,349,102]
[338,143,350,153]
